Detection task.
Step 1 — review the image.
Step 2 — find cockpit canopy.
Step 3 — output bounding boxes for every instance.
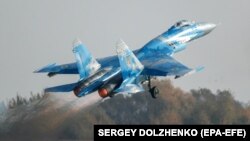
[169,20,194,31]
[174,20,194,28]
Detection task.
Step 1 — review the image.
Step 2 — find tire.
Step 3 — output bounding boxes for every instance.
[150,86,159,98]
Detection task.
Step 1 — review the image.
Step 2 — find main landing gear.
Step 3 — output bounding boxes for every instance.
[147,76,160,98]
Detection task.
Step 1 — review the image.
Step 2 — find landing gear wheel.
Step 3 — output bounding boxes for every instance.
[150,86,159,99]
[147,75,160,99]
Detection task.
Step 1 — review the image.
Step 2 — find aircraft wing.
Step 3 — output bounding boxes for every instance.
[141,54,193,77]
[34,39,101,78]
[45,82,78,93]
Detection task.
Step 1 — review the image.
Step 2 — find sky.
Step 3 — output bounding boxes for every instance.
[0,0,249,102]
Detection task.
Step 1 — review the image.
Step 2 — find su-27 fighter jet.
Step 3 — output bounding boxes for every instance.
[35,20,216,99]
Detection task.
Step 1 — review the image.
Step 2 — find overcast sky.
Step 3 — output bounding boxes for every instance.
[0,0,249,102]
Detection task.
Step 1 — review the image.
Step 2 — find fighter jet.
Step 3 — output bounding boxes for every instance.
[35,20,216,98]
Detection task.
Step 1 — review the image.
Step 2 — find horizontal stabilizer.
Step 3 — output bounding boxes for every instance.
[45,82,78,93]
[114,84,144,94]
[34,63,59,73]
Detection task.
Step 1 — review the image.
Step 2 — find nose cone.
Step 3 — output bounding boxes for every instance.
[200,23,216,35]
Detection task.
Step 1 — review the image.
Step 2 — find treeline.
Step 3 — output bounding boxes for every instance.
[7,93,45,109]
[0,80,250,140]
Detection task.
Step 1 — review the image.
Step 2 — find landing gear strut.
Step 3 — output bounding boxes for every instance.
[147,76,159,98]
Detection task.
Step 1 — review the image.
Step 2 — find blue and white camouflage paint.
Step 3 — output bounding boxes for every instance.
[35,20,216,98]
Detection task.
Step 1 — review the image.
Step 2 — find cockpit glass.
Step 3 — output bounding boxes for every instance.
[168,20,194,31]
[174,20,193,28]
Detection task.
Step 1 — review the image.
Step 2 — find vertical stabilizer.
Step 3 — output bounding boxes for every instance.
[115,39,144,93]
[73,39,100,80]
[116,39,144,79]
